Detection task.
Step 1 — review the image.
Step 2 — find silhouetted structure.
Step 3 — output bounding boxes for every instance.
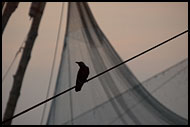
[3,2,46,125]
[2,2,19,35]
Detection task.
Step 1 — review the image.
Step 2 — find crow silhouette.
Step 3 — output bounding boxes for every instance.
[75,62,89,92]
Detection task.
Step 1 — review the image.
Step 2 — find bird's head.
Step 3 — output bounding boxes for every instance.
[76,61,85,67]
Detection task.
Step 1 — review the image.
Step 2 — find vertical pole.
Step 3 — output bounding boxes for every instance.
[3,2,46,125]
[2,2,19,35]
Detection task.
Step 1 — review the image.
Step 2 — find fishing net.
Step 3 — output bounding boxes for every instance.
[47,2,188,125]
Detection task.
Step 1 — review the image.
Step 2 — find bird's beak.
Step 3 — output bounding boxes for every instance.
[76,62,79,64]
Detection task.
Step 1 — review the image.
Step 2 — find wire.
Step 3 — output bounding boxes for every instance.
[1,29,188,124]
[2,38,25,83]
[40,3,64,125]
[86,30,188,82]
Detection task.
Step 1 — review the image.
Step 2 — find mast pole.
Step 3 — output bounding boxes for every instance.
[2,2,19,35]
[3,2,46,125]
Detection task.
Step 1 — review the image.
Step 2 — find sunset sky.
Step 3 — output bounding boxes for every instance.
[2,2,188,125]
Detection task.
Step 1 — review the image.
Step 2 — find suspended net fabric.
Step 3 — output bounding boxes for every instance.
[142,58,188,120]
[47,2,188,125]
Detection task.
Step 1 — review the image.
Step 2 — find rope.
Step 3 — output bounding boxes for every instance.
[40,3,64,125]
[2,29,188,124]
[2,38,25,83]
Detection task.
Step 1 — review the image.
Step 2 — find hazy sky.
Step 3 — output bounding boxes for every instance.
[2,2,188,125]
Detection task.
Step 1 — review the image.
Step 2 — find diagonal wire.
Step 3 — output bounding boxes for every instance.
[60,63,188,125]
[2,39,26,83]
[2,29,188,124]
[40,2,64,125]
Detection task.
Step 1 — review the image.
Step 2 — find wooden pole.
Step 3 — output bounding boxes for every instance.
[2,2,19,35]
[3,2,46,125]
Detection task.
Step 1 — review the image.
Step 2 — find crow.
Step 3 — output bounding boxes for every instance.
[75,62,89,92]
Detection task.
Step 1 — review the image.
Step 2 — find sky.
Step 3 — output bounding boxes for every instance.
[2,2,188,125]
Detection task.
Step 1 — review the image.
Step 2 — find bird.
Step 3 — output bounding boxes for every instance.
[75,61,89,92]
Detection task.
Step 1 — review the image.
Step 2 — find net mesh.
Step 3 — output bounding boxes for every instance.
[47,2,188,125]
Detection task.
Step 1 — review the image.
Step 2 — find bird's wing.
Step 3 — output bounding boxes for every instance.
[76,67,89,82]
[83,67,89,80]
